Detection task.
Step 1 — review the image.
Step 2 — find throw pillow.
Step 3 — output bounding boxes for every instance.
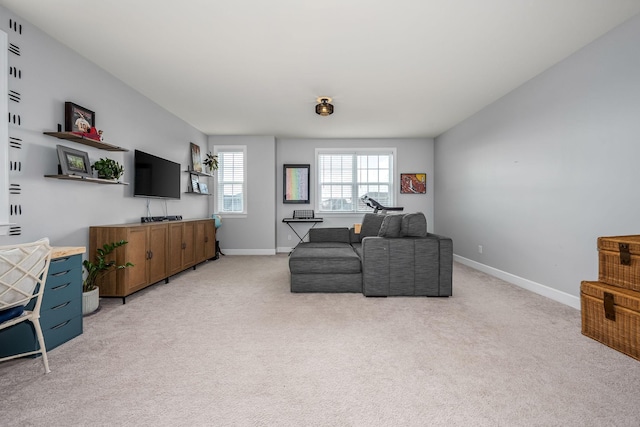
[400,212,427,237]
[378,214,403,238]
[359,213,386,240]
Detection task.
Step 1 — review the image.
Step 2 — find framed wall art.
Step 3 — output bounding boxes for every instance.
[400,173,427,194]
[283,164,310,204]
[199,182,209,195]
[190,173,200,193]
[56,145,92,177]
[190,143,203,173]
[65,102,95,133]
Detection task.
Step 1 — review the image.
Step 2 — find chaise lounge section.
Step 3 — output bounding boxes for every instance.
[288,212,453,297]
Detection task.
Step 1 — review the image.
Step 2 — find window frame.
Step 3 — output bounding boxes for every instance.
[315,147,397,214]
[213,145,247,216]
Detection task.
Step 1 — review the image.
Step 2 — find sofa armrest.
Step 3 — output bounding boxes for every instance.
[308,227,351,243]
[361,235,452,296]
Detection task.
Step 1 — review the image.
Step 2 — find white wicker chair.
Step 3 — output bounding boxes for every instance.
[0,238,53,373]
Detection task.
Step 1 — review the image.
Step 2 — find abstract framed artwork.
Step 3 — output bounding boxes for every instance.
[64,102,95,133]
[56,145,92,177]
[283,164,310,204]
[400,173,426,194]
[190,142,203,173]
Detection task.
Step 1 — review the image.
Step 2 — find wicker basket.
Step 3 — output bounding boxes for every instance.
[581,280,640,361]
[597,235,640,292]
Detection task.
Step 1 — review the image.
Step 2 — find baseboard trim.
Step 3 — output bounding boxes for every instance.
[222,249,277,256]
[277,246,294,254]
[453,255,580,310]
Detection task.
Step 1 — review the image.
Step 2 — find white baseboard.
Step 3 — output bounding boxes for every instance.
[454,255,580,310]
[222,249,277,256]
[277,246,294,253]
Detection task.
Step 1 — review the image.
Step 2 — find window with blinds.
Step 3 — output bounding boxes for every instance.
[214,146,246,214]
[317,149,395,213]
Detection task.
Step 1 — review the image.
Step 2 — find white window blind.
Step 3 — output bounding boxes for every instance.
[317,149,394,213]
[214,146,246,214]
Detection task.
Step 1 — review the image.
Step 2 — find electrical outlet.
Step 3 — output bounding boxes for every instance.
[478,245,483,254]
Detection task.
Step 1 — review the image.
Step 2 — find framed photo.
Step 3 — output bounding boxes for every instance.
[400,173,427,194]
[283,164,310,204]
[190,143,203,173]
[65,102,95,133]
[190,173,200,193]
[56,145,91,177]
[199,182,209,194]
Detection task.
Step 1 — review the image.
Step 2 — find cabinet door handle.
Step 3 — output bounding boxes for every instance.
[149,250,153,259]
[205,236,209,242]
[51,269,71,277]
[51,282,71,291]
[182,243,186,249]
[51,301,71,310]
[51,319,71,330]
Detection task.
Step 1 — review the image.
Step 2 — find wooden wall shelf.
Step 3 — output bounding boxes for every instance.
[43,131,129,152]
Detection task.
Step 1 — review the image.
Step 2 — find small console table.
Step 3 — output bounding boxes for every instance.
[282,217,324,247]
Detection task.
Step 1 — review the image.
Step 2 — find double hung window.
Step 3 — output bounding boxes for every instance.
[214,146,246,214]
[316,149,395,213]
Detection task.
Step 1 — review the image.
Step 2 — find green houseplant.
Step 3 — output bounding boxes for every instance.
[82,240,133,293]
[92,157,124,180]
[203,152,218,173]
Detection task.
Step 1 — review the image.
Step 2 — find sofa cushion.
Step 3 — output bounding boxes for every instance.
[378,215,403,238]
[401,212,427,237]
[309,227,350,243]
[359,213,386,240]
[289,246,361,274]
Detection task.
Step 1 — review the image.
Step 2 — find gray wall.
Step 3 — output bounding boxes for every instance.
[0,7,209,249]
[434,14,640,308]
[208,135,277,254]
[276,138,434,252]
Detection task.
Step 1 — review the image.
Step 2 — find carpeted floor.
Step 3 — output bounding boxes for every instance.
[1,255,639,426]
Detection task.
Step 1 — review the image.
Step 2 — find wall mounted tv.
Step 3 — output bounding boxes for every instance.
[134,150,181,199]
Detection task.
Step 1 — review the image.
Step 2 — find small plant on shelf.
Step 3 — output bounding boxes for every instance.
[82,240,133,293]
[203,152,218,173]
[92,158,124,180]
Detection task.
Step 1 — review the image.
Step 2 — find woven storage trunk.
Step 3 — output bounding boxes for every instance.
[597,235,640,292]
[581,280,640,361]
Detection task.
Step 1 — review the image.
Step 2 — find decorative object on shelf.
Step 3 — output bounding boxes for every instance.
[212,214,222,229]
[56,145,91,178]
[190,173,200,193]
[190,142,203,173]
[65,102,95,133]
[92,157,124,181]
[82,240,133,314]
[315,97,334,116]
[400,173,427,194]
[199,182,209,194]
[283,164,310,204]
[203,152,218,173]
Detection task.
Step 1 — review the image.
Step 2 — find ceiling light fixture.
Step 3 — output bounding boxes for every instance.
[315,97,334,116]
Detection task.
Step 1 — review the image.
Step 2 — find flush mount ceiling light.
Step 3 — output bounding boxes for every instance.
[315,97,334,116]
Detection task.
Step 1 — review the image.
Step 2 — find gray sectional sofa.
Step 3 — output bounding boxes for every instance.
[288,212,453,297]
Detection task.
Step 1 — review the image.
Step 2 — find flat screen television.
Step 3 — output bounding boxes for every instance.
[134,150,181,199]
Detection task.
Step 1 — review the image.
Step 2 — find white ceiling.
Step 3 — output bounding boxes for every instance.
[2,1,640,138]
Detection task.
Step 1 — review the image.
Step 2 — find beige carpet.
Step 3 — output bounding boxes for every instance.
[1,255,639,426]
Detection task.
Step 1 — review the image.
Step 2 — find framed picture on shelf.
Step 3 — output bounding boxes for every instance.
[190,142,203,173]
[199,182,209,194]
[283,164,310,204]
[400,173,427,194]
[65,102,95,133]
[190,173,200,193]
[56,145,92,177]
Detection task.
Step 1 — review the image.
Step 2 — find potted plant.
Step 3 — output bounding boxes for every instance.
[82,240,133,315]
[92,157,124,181]
[203,152,218,174]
